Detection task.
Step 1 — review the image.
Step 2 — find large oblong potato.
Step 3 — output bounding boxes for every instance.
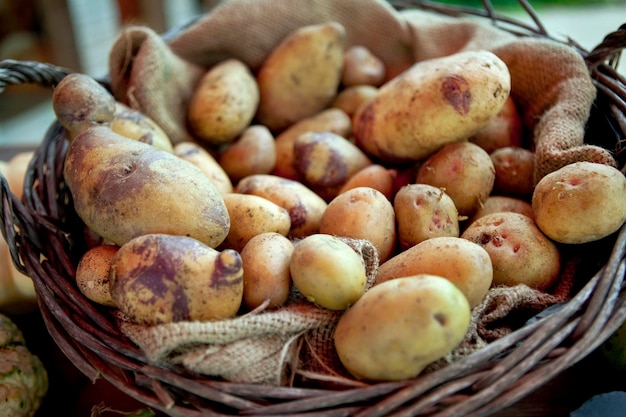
[256,22,346,131]
[354,50,511,163]
[187,59,259,146]
[532,162,626,244]
[63,126,230,248]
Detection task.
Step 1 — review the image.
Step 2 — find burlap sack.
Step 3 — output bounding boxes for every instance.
[109,0,616,181]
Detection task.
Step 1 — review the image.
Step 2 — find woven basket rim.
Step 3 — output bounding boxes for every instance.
[1,1,626,416]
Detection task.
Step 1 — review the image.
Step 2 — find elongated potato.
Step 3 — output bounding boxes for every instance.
[375,237,492,308]
[174,141,233,194]
[341,45,386,87]
[110,234,243,325]
[187,59,259,146]
[354,50,511,163]
[219,125,276,182]
[235,174,327,239]
[256,22,346,131]
[221,193,291,252]
[64,126,230,248]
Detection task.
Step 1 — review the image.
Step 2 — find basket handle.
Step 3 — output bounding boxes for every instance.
[0,59,74,93]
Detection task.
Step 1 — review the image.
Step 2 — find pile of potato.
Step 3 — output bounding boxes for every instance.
[48,21,626,383]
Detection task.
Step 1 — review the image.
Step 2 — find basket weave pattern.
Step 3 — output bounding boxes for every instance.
[1,1,626,416]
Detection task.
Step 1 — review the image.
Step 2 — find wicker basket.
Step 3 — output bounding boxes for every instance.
[1,1,626,416]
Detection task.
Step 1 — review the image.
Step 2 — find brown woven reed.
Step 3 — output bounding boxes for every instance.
[1,1,626,416]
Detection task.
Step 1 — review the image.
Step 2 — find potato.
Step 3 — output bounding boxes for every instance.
[293,131,372,200]
[532,162,626,244]
[416,141,495,216]
[273,108,352,181]
[469,95,523,153]
[174,141,233,194]
[320,187,396,262]
[491,146,535,196]
[241,232,294,310]
[375,237,492,308]
[341,46,386,87]
[0,231,37,314]
[256,22,346,131]
[290,234,367,310]
[468,195,534,225]
[394,184,459,250]
[111,103,173,153]
[338,164,396,201]
[461,212,561,291]
[187,59,259,146]
[110,234,243,325]
[235,174,327,239]
[331,85,378,118]
[353,50,510,163]
[4,151,33,200]
[75,244,119,307]
[52,73,116,139]
[220,193,291,252]
[64,126,230,248]
[219,125,276,182]
[334,275,471,381]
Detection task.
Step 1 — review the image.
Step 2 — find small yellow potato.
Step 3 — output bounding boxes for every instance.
[235,174,327,239]
[187,59,259,146]
[220,193,291,252]
[416,141,495,216]
[341,45,386,87]
[64,126,230,248]
[111,103,174,153]
[320,187,396,262]
[468,195,534,225]
[4,151,34,200]
[273,108,352,181]
[532,162,626,244]
[241,232,294,310]
[394,184,459,250]
[338,164,396,201]
[110,234,243,325]
[354,50,510,163]
[219,125,276,182]
[469,95,524,153]
[52,73,116,139]
[256,22,346,131]
[293,131,372,200]
[375,237,492,308]
[331,85,378,118]
[461,212,561,291]
[290,234,367,310]
[334,275,471,381]
[75,244,119,307]
[174,141,233,194]
[491,146,535,196]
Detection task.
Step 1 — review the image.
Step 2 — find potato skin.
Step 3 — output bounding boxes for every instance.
[187,59,259,146]
[219,125,276,182]
[320,187,396,262]
[490,146,535,197]
[468,195,534,225]
[354,50,510,163]
[532,162,626,244]
[375,237,492,308]
[110,234,243,325]
[241,232,294,310]
[341,46,386,87]
[111,103,173,153]
[75,244,119,307]
[63,126,230,248]
[469,95,523,154]
[174,141,233,195]
[331,85,378,118]
[338,164,396,201]
[334,275,470,381]
[256,22,346,131]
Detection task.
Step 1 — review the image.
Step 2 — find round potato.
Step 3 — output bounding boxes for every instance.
[221,193,291,252]
[320,187,396,262]
[334,275,470,381]
[394,184,459,250]
[375,237,492,308]
[174,141,233,195]
[241,232,294,310]
[532,161,626,244]
[219,125,276,182]
[331,85,378,118]
[75,244,119,307]
[416,141,495,216]
[467,195,534,225]
[461,212,561,291]
[469,95,524,153]
[491,146,535,196]
[341,45,386,87]
[338,164,396,201]
[290,234,367,310]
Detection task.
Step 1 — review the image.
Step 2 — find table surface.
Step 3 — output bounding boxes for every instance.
[2,145,625,417]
